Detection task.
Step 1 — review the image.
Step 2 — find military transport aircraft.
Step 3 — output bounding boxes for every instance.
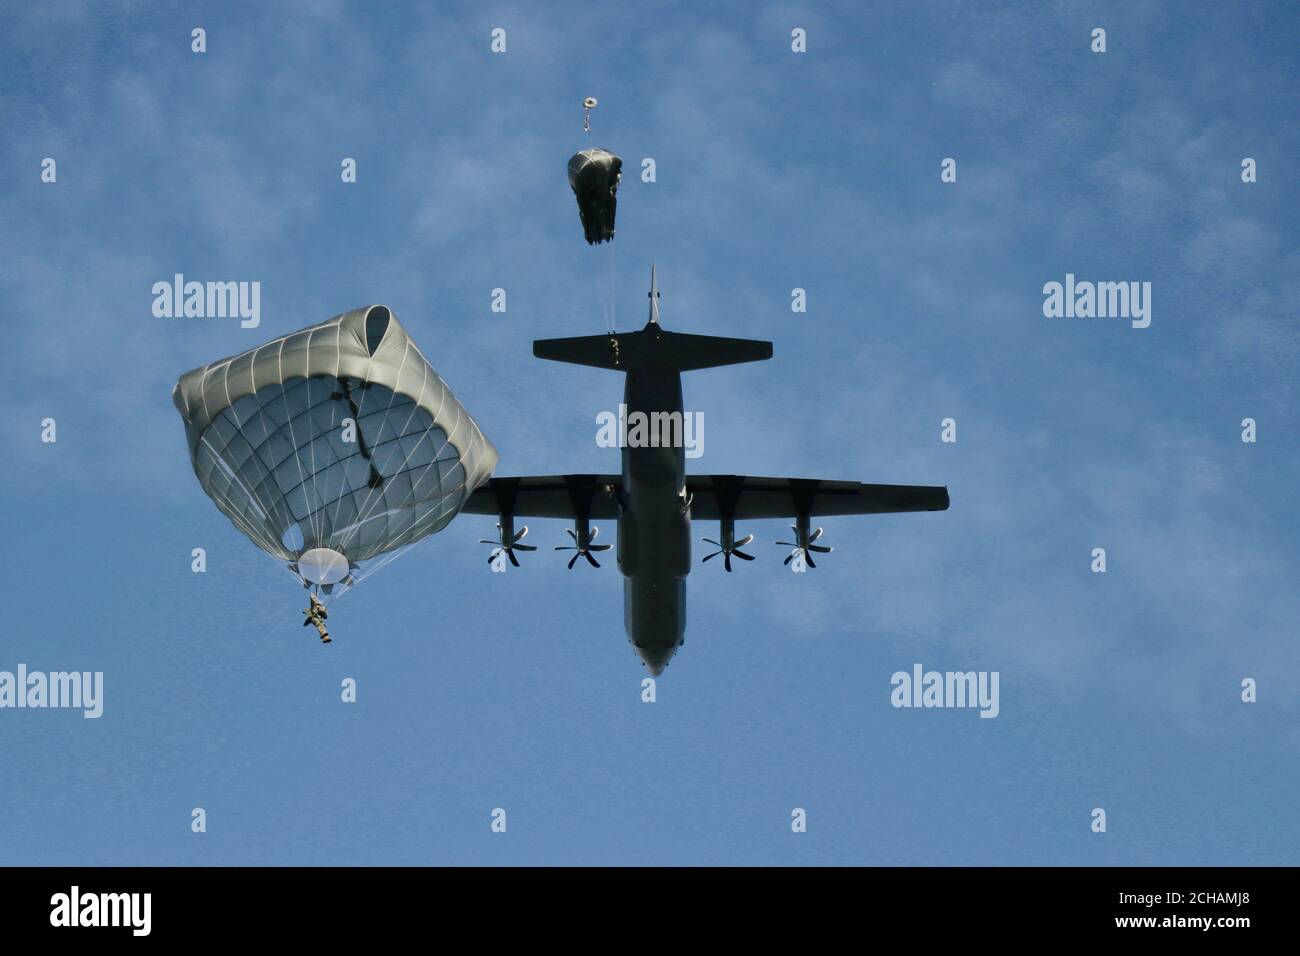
[463,267,949,675]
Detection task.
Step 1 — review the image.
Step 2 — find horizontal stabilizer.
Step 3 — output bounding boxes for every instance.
[534,327,772,374]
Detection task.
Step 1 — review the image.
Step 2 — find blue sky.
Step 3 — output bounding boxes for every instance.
[1,0,1297,865]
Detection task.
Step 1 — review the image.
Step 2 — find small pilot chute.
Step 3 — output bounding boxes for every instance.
[568,147,622,245]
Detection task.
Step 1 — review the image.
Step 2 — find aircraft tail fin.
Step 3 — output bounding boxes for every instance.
[534,328,772,373]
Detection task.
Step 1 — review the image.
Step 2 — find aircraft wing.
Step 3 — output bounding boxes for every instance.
[461,475,623,519]
[463,473,947,521]
[685,475,949,520]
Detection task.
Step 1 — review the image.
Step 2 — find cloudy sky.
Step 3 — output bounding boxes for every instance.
[1,0,1296,865]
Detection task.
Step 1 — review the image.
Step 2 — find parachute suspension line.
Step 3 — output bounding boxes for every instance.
[321,333,377,558]
[347,500,448,587]
[303,376,327,556]
[276,342,324,555]
[202,362,307,564]
[323,380,374,561]
[372,398,470,555]
[318,335,478,595]
[357,402,469,564]
[196,433,293,563]
[381,489,459,555]
[310,328,353,554]
[306,326,353,558]
[318,381,345,555]
[325,539,418,605]
[295,367,324,555]
[326,492,460,604]
[216,496,280,563]
[593,239,616,334]
[335,342,442,559]
[327,436,455,603]
[607,239,617,333]
[213,491,291,580]
[307,329,355,557]
[196,435,308,593]
[595,254,607,333]
[332,343,414,556]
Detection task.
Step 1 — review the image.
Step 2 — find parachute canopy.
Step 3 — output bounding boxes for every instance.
[172,305,498,595]
[568,147,622,244]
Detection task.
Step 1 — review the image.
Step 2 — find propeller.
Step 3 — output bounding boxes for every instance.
[701,516,755,572]
[775,519,832,569]
[556,523,611,569]
[479,521,537,567]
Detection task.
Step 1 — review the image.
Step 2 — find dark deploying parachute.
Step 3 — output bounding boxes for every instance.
[568,147,622,244]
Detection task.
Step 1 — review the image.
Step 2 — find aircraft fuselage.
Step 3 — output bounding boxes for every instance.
[617,369,689,674]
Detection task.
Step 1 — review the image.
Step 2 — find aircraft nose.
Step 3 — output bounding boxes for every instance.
[636,644,676,676]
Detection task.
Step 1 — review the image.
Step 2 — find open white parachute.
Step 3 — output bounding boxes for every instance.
[172,305,497,600]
